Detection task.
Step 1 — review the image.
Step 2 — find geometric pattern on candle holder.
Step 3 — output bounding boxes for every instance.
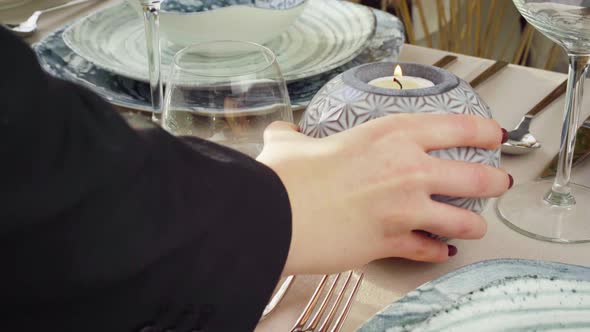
[300,74,501,215]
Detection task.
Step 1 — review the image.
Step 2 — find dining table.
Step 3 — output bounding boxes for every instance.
[3,0,590,331]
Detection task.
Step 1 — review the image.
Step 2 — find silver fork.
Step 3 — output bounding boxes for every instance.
[290,271,364,332]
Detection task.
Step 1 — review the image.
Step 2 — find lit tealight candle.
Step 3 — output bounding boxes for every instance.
[368,65,434,90]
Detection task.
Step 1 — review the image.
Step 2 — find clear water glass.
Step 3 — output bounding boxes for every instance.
[497,0,590,243]
[162,41,293,158]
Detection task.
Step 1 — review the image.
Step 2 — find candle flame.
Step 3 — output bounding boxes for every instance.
[394,65,403,77]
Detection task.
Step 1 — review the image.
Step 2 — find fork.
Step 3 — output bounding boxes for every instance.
[290,271,364,332]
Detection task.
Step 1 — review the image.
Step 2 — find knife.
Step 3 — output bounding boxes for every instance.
[262,275,295,319]
[540,118,590,178]
[432,55,458,68]
[432,57,508,88]
[469,60,509,88]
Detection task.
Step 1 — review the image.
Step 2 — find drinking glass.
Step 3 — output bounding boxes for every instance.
[162,41,293,158]
[497,0,590,242]
[138,0,164,122]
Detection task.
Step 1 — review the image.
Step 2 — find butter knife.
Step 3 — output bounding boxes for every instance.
[432,55,458,68]
[262,275,295,319]
[433,57,508,88]
[540,118,590,178]
[469,60,509,88]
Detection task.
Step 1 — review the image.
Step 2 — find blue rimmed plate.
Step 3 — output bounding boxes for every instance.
[62,0,375,83]
[358,259,590,332]
[33,8,403,112]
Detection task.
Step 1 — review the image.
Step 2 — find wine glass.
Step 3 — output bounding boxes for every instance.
[497,0,590,243]
[161,41,293,158]
[138,0,164,122]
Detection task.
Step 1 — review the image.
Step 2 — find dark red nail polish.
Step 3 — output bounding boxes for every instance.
[501,128,508,144]
[448,245,458,257]
[508,174,514,189]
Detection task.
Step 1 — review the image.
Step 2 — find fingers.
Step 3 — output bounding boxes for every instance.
[382,201,485,262]
[391,231,451,263]
[369,113,503,150]
[416,114,502,150]
[428,158,511,198]
[420,201,488,240]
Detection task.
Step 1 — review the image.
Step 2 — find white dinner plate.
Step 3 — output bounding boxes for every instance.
[62,0,376,83]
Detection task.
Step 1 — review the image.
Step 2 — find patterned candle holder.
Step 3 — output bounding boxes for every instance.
[300,62,500,214]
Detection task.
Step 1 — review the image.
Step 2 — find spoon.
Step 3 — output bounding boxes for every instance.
[3,0,93,37]
[502,79,567,155]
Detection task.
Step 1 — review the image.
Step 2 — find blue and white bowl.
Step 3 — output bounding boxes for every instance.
[129,0,307,46]
[300,62,501,215]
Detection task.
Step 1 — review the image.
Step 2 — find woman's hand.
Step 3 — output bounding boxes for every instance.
[257,113,511,276]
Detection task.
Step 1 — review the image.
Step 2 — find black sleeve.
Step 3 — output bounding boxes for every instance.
[0,27,291,332]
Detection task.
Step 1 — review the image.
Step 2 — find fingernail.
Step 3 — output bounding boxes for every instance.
[501,128,508,144]
[508,174,514,189]
[448,245,458,257]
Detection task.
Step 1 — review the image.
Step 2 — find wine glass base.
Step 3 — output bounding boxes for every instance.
[497,180,590,243]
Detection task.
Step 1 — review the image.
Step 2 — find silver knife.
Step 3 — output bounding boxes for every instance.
[261,275,295,319]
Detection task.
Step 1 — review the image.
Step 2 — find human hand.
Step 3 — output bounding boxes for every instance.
[256,114,511,276]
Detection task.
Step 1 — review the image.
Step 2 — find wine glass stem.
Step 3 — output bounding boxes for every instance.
[141,1,163,123]
[545,54,590,207]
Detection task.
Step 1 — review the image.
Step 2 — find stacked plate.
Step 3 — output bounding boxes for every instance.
[33,0,405,112]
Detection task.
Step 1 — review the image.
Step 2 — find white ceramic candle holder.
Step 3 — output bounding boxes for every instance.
[300,62,501,214]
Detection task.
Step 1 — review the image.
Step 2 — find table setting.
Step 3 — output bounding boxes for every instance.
[27,0,404,114]
[3,0,590,331]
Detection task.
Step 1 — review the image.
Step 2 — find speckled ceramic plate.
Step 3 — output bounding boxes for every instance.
[33,9,403,112]
[62,0,375,83]
[357,259,590,332]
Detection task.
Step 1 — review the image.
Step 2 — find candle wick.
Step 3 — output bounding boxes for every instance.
[393,77,403,89]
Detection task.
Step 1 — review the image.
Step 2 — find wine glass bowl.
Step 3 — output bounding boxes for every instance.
[162,41,293,157]
[514,0,590,54]
[497,0,590,243]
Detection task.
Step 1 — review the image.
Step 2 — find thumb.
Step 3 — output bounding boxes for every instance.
[263,121,301,143]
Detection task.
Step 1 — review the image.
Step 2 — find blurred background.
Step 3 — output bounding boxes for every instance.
[349,0,567,73]
[0,0,567,73]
